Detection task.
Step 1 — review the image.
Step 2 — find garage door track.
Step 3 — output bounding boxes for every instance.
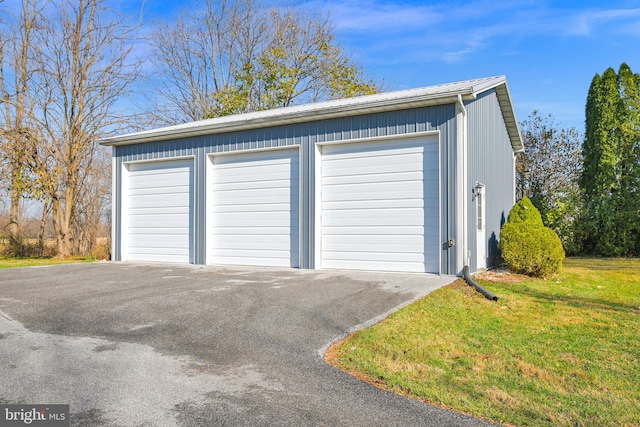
[0,263,496,426]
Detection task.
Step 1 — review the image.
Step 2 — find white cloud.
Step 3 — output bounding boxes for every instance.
[306,0,535,65]
[306,0,443,31]
[443,41,486,64]
[309,0,640,65]
[566,8,640,37]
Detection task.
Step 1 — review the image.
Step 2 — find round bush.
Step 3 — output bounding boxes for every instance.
[499,198,565,277]
[506,196,544,226]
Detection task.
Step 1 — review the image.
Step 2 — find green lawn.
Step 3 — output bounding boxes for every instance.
[0,256,93,268]
[327,258,640,426]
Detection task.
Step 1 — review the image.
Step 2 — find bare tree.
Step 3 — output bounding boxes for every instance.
[253,8,377,110]
[517,111,583,253]
[26,0,141,257]
[150,0,377,124]
[71,145,111,256]
[517,111,582,204]
[149,0,265,123]
[0,0,46,238]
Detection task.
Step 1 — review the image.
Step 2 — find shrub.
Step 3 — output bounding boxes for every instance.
[507,196,544,226]
[499,197,565,277]
[1,234,48,258]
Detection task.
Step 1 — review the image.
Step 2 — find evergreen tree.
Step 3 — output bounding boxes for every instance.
[616,64,640,254]
[581,63,640,256]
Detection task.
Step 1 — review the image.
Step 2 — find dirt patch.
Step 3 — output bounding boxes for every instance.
[474,269,527,284]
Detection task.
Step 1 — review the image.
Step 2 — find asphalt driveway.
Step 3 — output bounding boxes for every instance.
[0,262,497,426]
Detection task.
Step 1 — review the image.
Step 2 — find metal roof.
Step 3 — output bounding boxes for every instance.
[99,75,523,152]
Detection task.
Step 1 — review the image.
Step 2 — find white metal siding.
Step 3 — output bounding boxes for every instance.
[127,159,193,263]
[211,149,299,267]
[321,137,439,273]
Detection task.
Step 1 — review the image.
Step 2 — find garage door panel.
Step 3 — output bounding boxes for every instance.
[322,153,438,178]
[129,170,190,188]
[215,149,294,164]
[213,203,293,213]
[129,195,191,209]
[322,208,425,226]
[127,159,193,263]
[322,140,425,157]
[322,153,424,177]
[214,253,298,268]
[213,235,294,251]
[322,226,424,235]
[322,181,424,201]
[129,186,191,197]
[213,179,296,192]
[213,226,296,236]
[129,175,190,190]
[322,235,424,253]
[128,227,190,236]
[129,206,190,216]
[322,259,427,273]
[214,211,297,226]
[323,253,439,273]
[213,166,293,182]
[211,149,299,267]
[212,188,295,205]
[321,137,439,273]
[322,171,423,186]
[129,245,190,254]
[322,199,424,210]
[213,157,294,168]
[323,251,425,263]
[129,249,190,258]
[129,233,190,247]
[322,151,424,170]
[128,250,191,263]
[129,213,191,228]
[128,165,189,175]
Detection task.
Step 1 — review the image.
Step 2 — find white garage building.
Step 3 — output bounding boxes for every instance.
[101,76,523,275]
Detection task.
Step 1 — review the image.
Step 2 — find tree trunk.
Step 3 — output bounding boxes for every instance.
[38,199,50,255]
[52,197,71,258]
[7,186,20,238]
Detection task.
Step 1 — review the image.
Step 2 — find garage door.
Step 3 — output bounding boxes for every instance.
[127,159,193,263]
[211,149,299,267]
[321,137,439,273]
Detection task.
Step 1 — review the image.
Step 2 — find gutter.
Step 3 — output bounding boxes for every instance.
[456,93,467,116]
[455,94,469,272]
[100,92,473,147]
[98,76,523,153]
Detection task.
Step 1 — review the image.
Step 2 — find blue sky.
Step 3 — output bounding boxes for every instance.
[304,0,640,132]
[5,0,639,132]
[134,0,640,132]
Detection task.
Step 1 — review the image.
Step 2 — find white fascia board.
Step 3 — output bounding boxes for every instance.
[100,93,467,146]
[460,76,523,154]
[99,76,524,152]
[99,76,514,147]
[494,83,524,153]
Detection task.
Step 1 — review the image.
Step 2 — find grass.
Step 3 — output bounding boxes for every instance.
[0,256,94,268]
[327,258,640,426]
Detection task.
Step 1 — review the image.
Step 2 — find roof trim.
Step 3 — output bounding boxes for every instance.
[99,75,523,153]
[492,81,524,153]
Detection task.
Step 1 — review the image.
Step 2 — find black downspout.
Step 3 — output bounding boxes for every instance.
[463,265,498,301]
